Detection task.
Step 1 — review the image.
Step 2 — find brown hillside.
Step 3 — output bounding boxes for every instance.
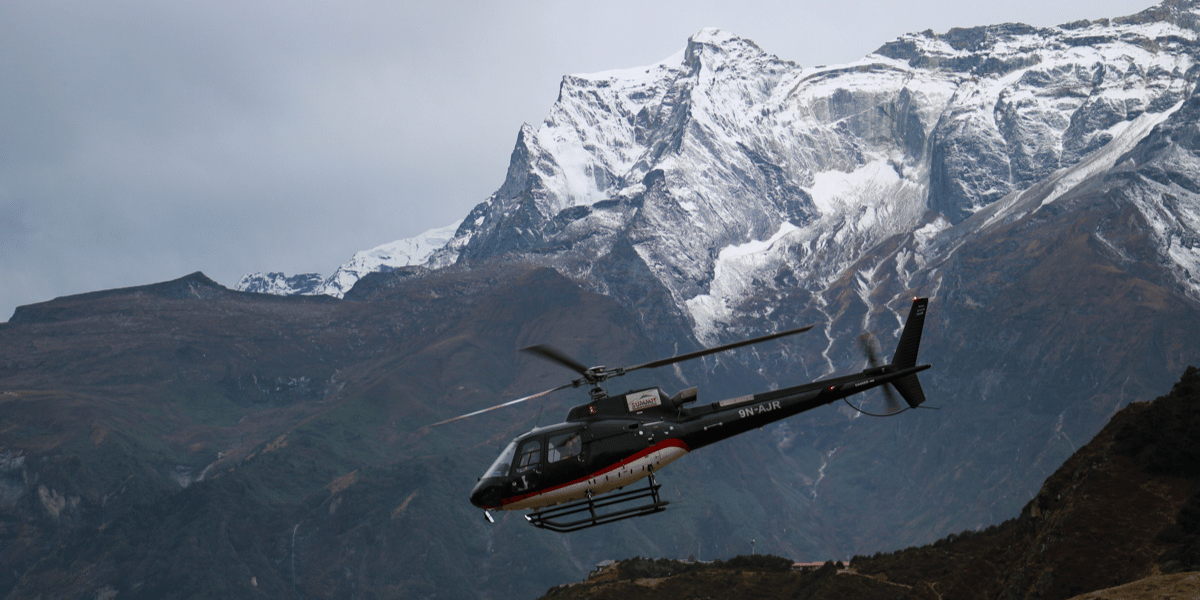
[856,366,1200,599]
[542,558,933,600]
[537,367,1200,600]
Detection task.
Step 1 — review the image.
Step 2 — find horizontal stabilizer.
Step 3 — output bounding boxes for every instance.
[891,373,926,408]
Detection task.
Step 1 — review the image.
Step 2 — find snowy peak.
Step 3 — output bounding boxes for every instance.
[235,272,325,296]
[687,27,741,46]
[456,26,801,251]
[235,221,460,299]
[318,220,461,297]
[683,27,791,78]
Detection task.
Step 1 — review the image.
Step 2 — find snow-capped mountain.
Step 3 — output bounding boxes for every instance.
[235,220,461,298]
[233,271,326,296]
[427,9,1200,352]
[245,5,1200,343]
[316,220,462,297]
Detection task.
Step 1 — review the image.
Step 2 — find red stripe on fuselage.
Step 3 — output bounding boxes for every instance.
[498,438,690,507]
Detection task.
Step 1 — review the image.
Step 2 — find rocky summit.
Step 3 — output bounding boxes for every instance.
[6,1,1200,599]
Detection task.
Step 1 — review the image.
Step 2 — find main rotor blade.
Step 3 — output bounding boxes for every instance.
[522,344,593,377]
[429,382,575,427]
[624,323,816,373]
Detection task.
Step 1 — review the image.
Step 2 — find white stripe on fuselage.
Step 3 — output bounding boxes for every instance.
[500,443,689,512]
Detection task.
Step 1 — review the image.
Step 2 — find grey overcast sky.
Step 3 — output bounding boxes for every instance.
[0,0,1158,320]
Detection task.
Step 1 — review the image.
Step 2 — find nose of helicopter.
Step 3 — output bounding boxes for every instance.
[470,479,502,509]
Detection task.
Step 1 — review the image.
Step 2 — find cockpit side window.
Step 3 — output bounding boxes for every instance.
[483,441,517,479]
[547,431,582,463]
[514,439,541,474]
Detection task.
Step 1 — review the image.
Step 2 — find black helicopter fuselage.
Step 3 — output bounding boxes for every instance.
[469,355,930,512]
[463,296,930,529]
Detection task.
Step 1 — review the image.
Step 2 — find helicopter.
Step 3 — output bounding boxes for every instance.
[433,297,931,532]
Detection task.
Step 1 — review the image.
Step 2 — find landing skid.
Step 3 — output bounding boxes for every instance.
[525,472,669,532]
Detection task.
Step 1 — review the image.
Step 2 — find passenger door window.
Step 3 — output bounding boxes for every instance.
[547,431,582,463]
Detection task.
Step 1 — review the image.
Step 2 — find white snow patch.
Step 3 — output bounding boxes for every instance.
[807,159,901,215]
[618,183,647,198]
[686,222,800,342]
[913,218,951,248]
[716,222,799,266]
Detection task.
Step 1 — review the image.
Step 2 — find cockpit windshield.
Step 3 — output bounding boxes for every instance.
[482,440,517,479]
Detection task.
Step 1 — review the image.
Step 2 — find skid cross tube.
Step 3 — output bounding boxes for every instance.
[525,472,669,533]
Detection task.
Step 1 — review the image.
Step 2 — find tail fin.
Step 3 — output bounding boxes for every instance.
[890,298,928,408]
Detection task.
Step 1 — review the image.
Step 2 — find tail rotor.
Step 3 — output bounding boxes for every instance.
[857,333,904,415]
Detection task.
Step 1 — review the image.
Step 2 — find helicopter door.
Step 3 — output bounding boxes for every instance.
[543,429,585,483]
[512,437,543,493]
[546,430,583,463]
